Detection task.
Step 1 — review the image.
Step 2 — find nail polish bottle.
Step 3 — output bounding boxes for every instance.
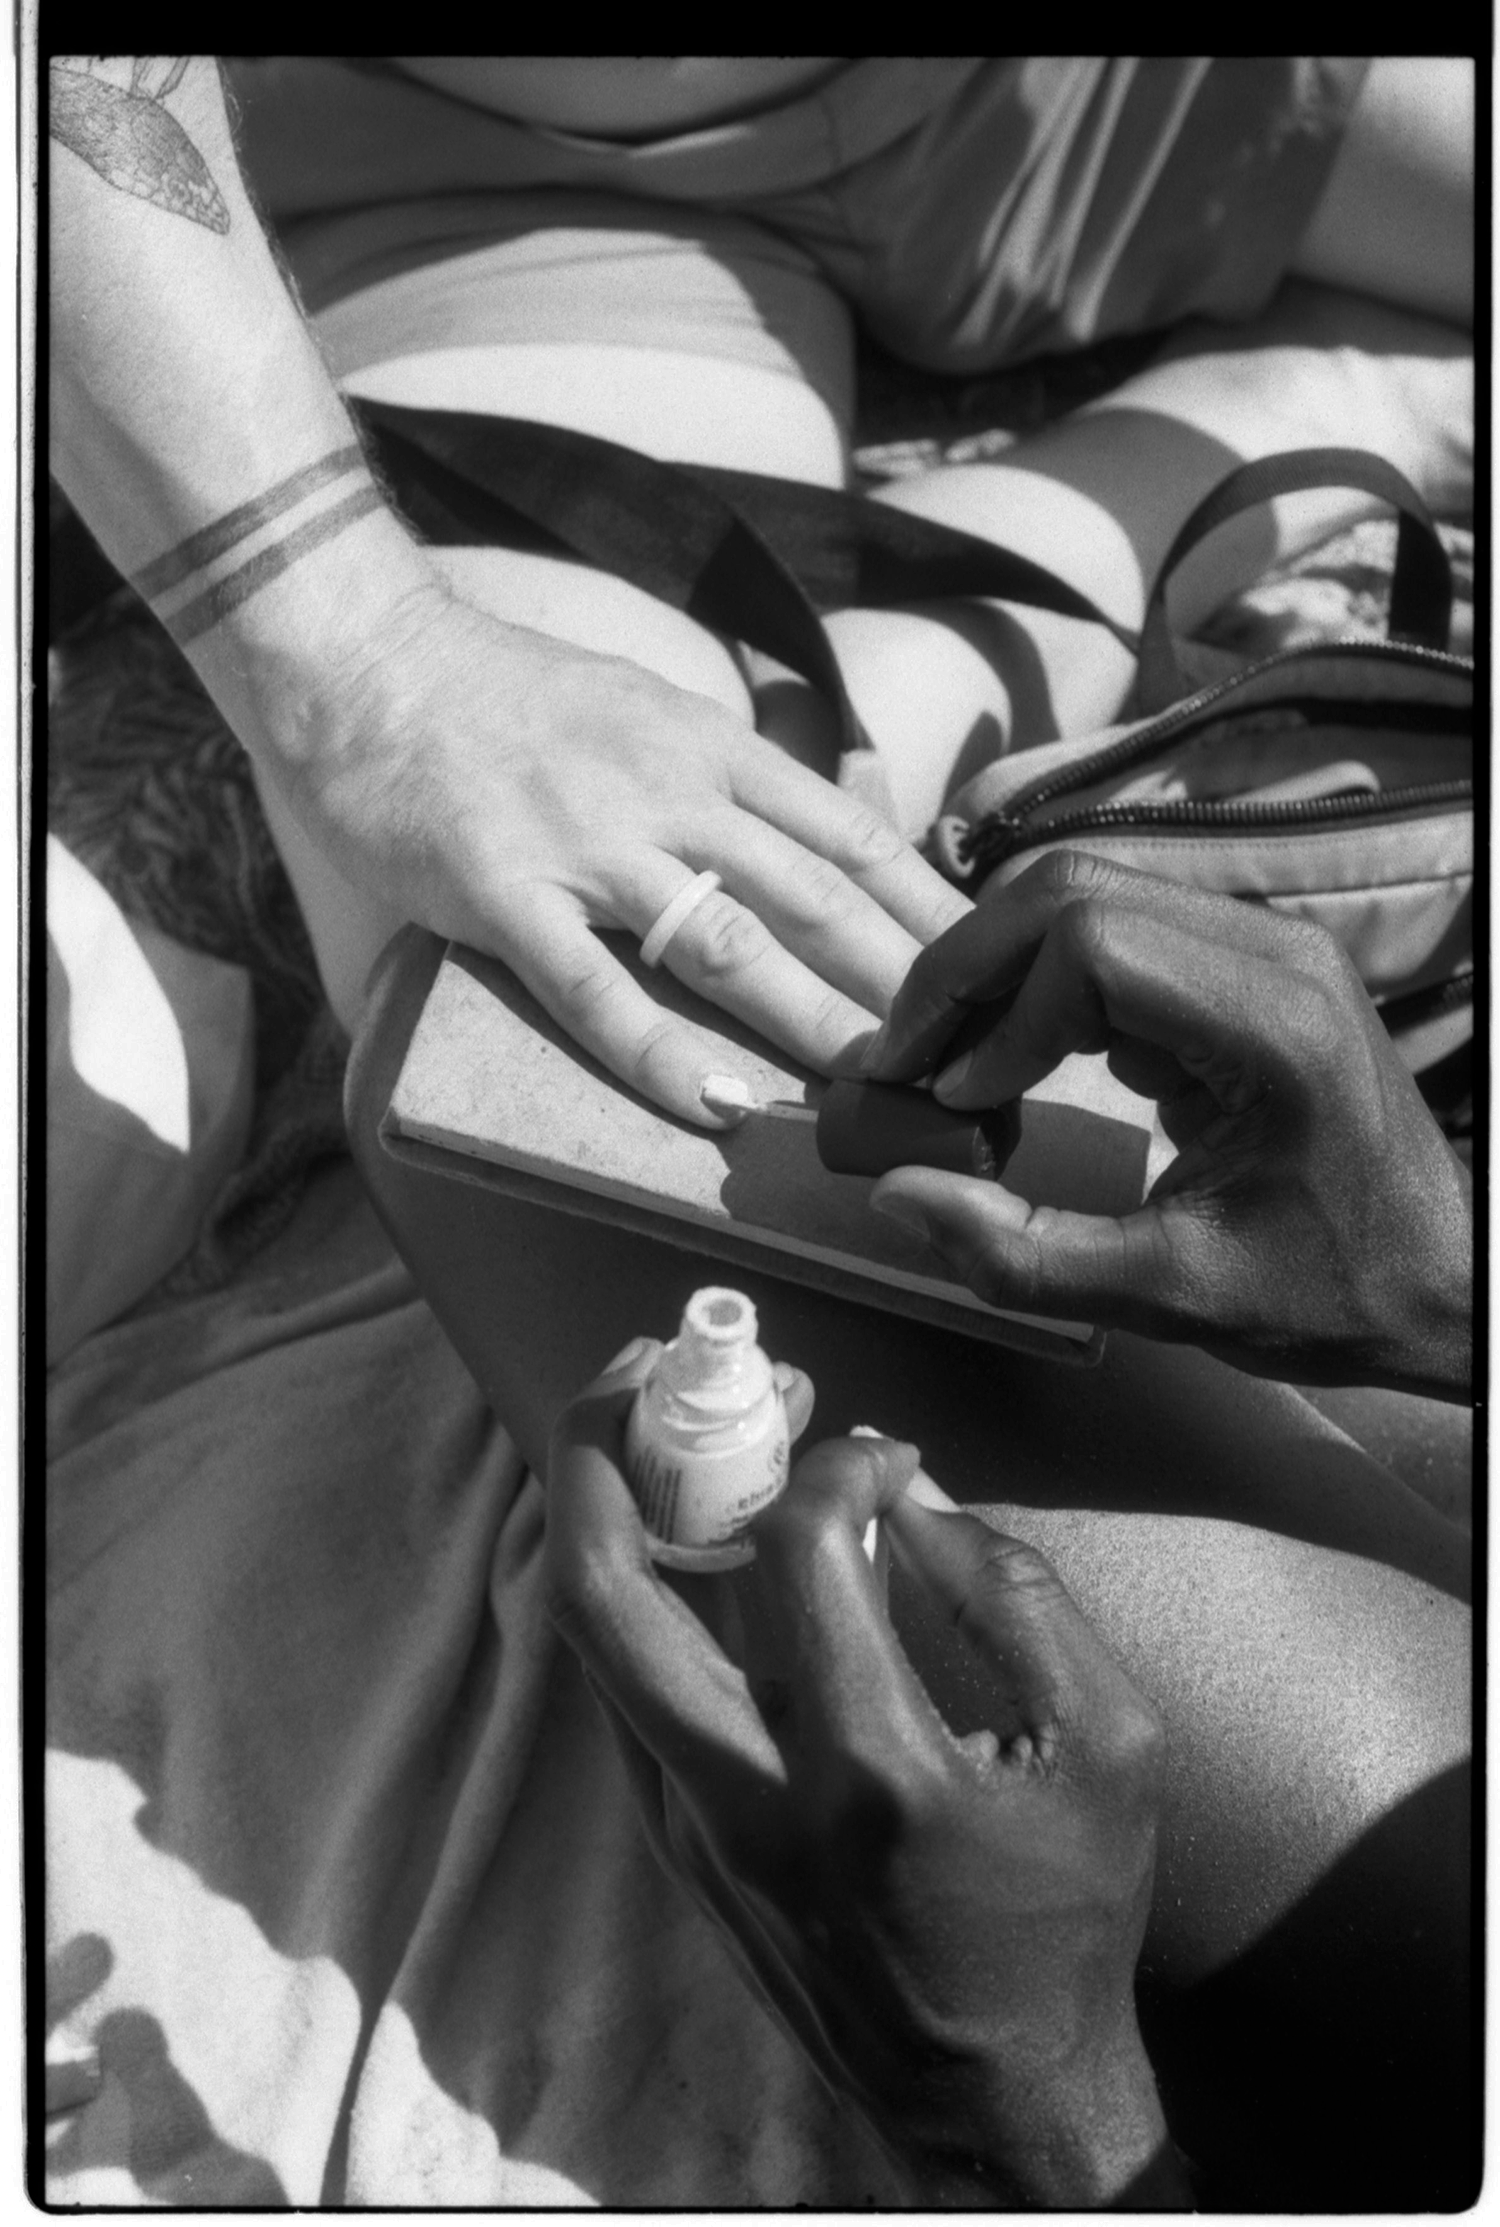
[625,1287,790,1572]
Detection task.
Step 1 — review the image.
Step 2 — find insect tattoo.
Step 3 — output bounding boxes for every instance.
[50,59,231,233]
[131,447,386,646]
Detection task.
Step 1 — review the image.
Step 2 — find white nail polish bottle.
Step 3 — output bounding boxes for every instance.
[625,1287,790,1572]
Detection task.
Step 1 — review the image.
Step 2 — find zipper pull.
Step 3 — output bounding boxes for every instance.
[930,812,982,882]
[960,811,1029,877]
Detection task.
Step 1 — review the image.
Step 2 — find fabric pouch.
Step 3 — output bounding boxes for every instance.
[927,452,1473,1073]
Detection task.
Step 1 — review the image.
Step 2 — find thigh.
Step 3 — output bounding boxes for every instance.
[805,283,1472,841]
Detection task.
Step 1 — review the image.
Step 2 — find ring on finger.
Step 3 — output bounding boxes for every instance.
[640,870,724,969]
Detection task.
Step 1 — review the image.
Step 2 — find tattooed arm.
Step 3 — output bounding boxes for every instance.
[50,57,966,1114]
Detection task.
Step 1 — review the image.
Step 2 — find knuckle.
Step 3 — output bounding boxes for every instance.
[682,892,776,982]
[1096,1690,1168,1807]
[1278,973,1345,1072]
[970,1533,1066,1604]
[815,1751,946,1852]
[1275,907,1346,978]
[966,1245,1027,1312]
[1107,1688,1167,1774]
[806,982,864,1048]
[780,852,856,932]
[1055,894,1114,973]
[625,1012,690,1092]
[961,1209,1058,1314]
[1029,846,1115,909]
[831,803,907,877]
[559,951,626,1028]
[757,1473,845,1559]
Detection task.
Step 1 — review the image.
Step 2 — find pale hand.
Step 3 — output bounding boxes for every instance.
[289,578,971,1124]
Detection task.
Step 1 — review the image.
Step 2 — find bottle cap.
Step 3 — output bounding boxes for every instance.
[659,1287,771,1411]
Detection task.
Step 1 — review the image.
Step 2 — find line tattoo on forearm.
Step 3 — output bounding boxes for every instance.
[133,446,368,598]
[132,448,386,645]
[50,58,231,233]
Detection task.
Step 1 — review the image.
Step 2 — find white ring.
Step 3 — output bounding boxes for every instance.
[639,870,723,969]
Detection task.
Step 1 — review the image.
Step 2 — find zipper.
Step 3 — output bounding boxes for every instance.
[962,640,1472,877]
[967,778,1473,877]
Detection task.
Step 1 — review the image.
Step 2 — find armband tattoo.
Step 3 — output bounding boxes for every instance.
[132,446,386,645]
[50,59,231,234]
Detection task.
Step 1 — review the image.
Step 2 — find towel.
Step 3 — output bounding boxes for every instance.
[44,1158,902,2204]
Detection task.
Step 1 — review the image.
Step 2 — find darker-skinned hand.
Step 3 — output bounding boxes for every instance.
[864,851,1471,1398]
[545,1347,1184,2209]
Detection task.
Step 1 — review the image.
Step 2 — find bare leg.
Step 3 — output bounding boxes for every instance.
[347,933,1472,2204]
[787,284,1472,836]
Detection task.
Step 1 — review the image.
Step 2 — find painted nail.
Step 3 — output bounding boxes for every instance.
[903,1468,959,1513]
[700,1074,755,1122]
[858,1022,889,1074]
[932,1049,974,1102]
[605,1335,655,1373]
[869,1192,932,1241]
[851,1423,922,1464]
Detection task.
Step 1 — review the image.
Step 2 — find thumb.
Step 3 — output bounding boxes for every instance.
[871,1168,1191,1336]
[884,1499,1156,1782]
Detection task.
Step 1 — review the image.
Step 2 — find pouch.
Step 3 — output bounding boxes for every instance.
[928,451,1473,1072]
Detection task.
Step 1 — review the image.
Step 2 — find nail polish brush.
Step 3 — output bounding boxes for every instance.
[701,1075,1019,1182]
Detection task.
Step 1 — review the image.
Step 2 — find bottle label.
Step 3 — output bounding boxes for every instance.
[628,1424,789,1550]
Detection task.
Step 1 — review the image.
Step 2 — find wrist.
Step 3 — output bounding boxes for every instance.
[888,2027,1189,2210]
[174,504,444,776]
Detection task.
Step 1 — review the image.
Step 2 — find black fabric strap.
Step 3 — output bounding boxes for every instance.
[356,403,865,764]
[58,407,1450,774]
[353,401,1139,780]
[1135,446,1453,714]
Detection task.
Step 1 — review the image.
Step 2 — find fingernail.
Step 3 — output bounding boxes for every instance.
[851,1423,921,1461]
[869,1192,932,1241]
[902,1468,959,1513]
[700,1073,754,1123]
[859,1023,889,1074]
[605,1335,655,1373]
[932,1049,974,1103]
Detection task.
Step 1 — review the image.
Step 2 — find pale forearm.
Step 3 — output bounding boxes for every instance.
[54,59,356,558]
[49,56,439,767]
